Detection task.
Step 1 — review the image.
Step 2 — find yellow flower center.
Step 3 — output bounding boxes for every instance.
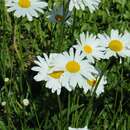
[108,40,124,52]
[83,45,93,54]
[18,0,31,8]
[66,61,80,73]
[87,79,96,87]
[55,15,64,22]
[49,71,64,79]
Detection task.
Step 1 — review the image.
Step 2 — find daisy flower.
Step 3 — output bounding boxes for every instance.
[83,73,107,96]
[47,5,72,25]
[52,48,98,91]
[74,32,105,63]
[69,0,101,13]
[98,29,130,59]
[4,77,9,82]
[1,101,6,107]
[31,53,64,95]
[68,126,89,130]
[5,0,48,21]
[23,99,29,106]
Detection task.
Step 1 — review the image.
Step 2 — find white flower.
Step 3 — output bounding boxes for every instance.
[31,53,53,82]
[68,126,89,130]
[52,48,98,91]
[74,32,105,63]
[5,0,48,21]
[69,0,101,13]
[4,77,9,82]
[31,53,64,95]
[47,5,72,25]
[98,29,130,59]
[23,99,29,106]
[83,73,107,96]
[1,101,6,106]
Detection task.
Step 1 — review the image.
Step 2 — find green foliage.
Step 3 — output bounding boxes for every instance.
[0,121,7,130]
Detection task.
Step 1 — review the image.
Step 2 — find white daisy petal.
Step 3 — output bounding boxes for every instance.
[69,0,101,12]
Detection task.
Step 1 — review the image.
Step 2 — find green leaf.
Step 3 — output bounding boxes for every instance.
[0,121,7,130]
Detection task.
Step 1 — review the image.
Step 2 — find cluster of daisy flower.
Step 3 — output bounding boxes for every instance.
[6,1,130,95]
[5,1,130,129]
[31,29,130,96]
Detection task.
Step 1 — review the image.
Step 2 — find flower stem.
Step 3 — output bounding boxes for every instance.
[57,95,62,130]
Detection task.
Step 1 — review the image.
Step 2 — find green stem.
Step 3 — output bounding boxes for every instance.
[71,8,76,44]
[59,23,65,52]
[32,103,41,129]
[57,95,62,115]
[85,59,114,125]
[57,95,62,130]
[93,59,114,96]
[119,58,124,116]
[67,93,70,125]
[72,8,76,33]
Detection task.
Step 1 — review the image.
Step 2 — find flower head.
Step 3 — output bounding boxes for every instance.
[31,53,64,95]
[98,30,130,59]
[5,0,48,21]
[23,99,29,106]
[51,48,98,91]
[74,32,105,63]
[4,77,9,82]
[1,101,6,106]
[48,5,72,25]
